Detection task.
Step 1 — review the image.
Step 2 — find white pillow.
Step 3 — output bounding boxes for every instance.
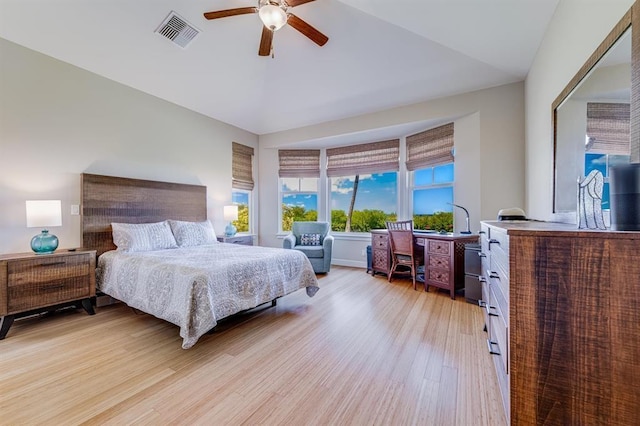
[168,220,217,247]
[111,221,178,252]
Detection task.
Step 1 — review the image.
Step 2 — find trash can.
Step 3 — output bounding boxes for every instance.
[366,245,372,274]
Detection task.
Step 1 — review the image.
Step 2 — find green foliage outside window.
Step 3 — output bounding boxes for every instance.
[233,204,249,232]
[282,205,318,232]
[413,212,454,232]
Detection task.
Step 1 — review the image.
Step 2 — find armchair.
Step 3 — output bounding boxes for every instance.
[283,221,333,273]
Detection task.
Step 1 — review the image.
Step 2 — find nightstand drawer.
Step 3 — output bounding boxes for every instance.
[8,276,91,313]
[8,256,91,286]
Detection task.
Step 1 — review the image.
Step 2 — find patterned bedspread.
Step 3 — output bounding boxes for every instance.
[96,244,319,348]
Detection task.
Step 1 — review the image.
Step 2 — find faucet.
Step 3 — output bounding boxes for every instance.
[448,203,472,234]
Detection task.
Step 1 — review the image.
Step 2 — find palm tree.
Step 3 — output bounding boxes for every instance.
[345,175,359,232]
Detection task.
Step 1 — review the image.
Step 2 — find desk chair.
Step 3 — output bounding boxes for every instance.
[386,220,422,290]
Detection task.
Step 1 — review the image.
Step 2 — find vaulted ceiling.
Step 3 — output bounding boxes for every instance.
[0,0,560,135]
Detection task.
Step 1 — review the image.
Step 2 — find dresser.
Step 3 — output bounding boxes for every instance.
[0,249,97,339]
[480,220,640,424]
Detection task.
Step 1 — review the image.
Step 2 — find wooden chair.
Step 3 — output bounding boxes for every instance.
[386,220,422,290]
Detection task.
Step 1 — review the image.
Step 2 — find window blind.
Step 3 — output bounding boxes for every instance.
[326,139,399,177]
[232,142,254,190]
[586,102,630,155]
[278,149,321,178]
[405,123,454,171]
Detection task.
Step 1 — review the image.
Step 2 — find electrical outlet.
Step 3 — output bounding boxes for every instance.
[70,204,80,216]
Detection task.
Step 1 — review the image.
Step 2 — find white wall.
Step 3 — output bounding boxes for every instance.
[0,38,258,254]
[258,82,525,267]
[524,0,634,221]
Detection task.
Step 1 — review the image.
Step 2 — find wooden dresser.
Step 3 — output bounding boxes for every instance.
[0,249,96,339]
[480,221,640,424]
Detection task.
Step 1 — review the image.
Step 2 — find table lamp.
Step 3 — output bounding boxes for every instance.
[26,200,62,254]
[224,205,238,237]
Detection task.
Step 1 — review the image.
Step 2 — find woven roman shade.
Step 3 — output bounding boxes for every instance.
[278,149,321,178]
[586,102,630,155]
[326,139,399,177]
[232,142,254,190]
[405,123,455,171]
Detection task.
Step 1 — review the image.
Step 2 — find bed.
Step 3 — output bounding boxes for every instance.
[81,173,319,349]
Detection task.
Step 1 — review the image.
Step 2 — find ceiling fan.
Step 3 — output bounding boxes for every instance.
[203,0,328,57]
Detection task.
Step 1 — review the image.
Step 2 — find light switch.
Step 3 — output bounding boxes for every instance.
[70,204,80,216]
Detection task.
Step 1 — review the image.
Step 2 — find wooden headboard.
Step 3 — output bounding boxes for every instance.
[81,173,207,256]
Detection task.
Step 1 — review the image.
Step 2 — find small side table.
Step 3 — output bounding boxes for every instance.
[216,234,254,246]
[0,249,97,339]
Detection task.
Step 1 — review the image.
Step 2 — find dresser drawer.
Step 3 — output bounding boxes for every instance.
[8,256,90,286]
[427,239,450,255]
[489,284,509,374]
[427,254,450,270]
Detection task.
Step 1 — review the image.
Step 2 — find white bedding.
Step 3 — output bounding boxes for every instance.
[96,243,319,348]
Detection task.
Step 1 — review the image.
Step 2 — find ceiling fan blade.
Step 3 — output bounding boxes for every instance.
[287,14,328,47]
[286,0,316,7]
[259,26,274,57]
[203,7,257,20]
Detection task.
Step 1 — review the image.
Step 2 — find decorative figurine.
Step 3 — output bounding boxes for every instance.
[577,170,606,229]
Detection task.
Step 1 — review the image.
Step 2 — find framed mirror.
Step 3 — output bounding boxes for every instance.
[552,8,636,216]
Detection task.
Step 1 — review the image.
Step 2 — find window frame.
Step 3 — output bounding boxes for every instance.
[410,162,455,232]
[279,177,320,233]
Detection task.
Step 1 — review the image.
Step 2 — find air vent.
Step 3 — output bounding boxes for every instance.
[155,11,200,48]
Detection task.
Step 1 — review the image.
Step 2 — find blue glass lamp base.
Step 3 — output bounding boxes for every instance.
[31,229,59,254]
[224,223,237,237]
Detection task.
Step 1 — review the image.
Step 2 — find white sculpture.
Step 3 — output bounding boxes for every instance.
[577,170,606,229]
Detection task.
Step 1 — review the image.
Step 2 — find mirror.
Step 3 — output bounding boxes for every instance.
[553,10,634,216]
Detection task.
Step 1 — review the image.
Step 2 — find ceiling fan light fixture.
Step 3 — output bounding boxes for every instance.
[259,4,288,31]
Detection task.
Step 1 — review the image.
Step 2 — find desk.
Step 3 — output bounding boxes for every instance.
[370,230,477,298]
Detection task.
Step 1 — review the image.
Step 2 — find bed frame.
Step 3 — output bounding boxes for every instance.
[81,173,207,256]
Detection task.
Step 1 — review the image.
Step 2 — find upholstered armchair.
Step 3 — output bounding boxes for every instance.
[283,221,333,273]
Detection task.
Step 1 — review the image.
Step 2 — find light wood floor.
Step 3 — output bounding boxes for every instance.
[0,266,507,425]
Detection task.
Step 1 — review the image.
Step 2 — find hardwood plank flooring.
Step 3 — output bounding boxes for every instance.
[0,266,507,425]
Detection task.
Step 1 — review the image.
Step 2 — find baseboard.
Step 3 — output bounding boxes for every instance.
[331,259,367,269]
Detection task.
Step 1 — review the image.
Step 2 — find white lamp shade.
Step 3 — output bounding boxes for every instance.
[259,4,288,31]
[26,200,62,228]
[224,205,239,221]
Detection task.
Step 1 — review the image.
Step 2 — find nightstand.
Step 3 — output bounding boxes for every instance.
[216,234,254,246]
[0,249,96,339]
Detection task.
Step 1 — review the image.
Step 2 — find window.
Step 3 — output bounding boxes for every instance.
[584,102,630,210]
[584,153,630,210]
[327,139,399,232]
[330,172,397,232]
[412,164,454,231]
[278,149,320,232]
[281,178,319,231]
[232,190,250,232]
[406,123,455,232]
[232,142,254,232]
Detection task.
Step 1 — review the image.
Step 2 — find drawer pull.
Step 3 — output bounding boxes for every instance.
[478,252,487,258]
[487,339,501,356]
[478,299,487,308]
[478,276,487,283]
[37,261,67,267]
[486,304,499,317]
[489,239,500,245]
[478,230,486,234]
[489,271,500,279]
